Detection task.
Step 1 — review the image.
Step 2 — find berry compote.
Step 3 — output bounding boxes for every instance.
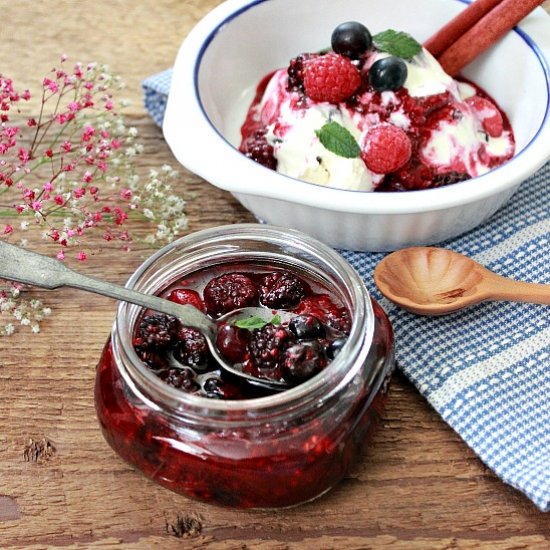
[95,224,395,508]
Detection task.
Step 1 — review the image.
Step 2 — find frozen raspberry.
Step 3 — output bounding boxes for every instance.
[303,53,361,103]
[134,314,178,350]
[380,159,435,191]
[174,326,209,368]
[248,324,294,372]
[361,124,412,174]
[465,96,504,137]
[295,295,351,335]
[287,53,317,93]
[240,129,277,170]
[203,273,258,317]
[282,342,327,381]
[259,271,311,309]
[167,288,205,312]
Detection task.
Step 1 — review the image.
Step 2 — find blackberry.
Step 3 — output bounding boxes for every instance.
[288,314,325,340]
[295,295,351,335]
[241,129,277,170]
[249,324,294,371]
[259,271,311,309]
[287,54,315,93]
[283,342,327,381]
[432,171,470,188]
[174,326,209,368]
[159,367,200,392]
[134,314,178,350]
[203,272,259,317]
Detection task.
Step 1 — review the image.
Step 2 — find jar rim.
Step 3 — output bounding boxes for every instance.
[111,223,375,415]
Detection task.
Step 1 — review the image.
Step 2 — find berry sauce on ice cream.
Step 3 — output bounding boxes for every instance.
[239,22,515,192]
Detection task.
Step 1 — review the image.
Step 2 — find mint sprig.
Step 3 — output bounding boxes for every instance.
[233,314,282,330]
[373,29,422,59]
[315,121,360,159]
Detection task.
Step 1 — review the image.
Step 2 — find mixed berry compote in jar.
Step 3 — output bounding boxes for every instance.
[95,224,394,508]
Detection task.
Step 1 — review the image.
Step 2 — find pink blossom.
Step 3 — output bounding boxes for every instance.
[61,140,72,153]
[43,78,59,93]
[54,194,65,205]
[77,251,87,261]
[31,200,42,211]
[89,186,99,195]
[21,89,31,101]
[3,224,13,234]
[68,101,80,112]
[82,125,95,142]
[57,250,65,260]
[73,187,86,199]
[43,182,54,193]
[82,171,93,183]
[120,188,132,200]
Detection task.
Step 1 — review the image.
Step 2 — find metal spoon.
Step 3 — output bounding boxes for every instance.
[0,240,294,391]
[374,246,550,315]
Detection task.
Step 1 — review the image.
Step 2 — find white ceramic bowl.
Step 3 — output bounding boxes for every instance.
[163,0,550,251]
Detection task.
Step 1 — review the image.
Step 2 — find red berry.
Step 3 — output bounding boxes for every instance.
[174,326,209,368]
[167,288,205,312]
[203,273,258,317]
[303,53,361,103]
[465,96,504,138]
[240,128,277,170]
[216,323,250,364]
[361,124,412,174]
[295,295,351,335]
[287,53,317,93]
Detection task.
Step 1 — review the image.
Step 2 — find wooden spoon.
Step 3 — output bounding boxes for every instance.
[373,247,550,315]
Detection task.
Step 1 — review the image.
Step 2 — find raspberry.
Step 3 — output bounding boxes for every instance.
[248,324,294,372]
[465,96,504,137]
[203,272,258,317]
[361,124,412,174]
[167,288,205,312]
[134,314,178,350]
[259,270,311,309]
[174,326,209,368]
[240,129,277,170]
[303,53,361,103]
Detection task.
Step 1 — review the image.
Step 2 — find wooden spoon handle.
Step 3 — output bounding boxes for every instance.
[483,272,550,305]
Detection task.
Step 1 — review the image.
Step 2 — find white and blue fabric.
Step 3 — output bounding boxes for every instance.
[143,69,550,512]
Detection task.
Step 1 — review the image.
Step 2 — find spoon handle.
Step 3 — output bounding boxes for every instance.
[485,271,550,305]
[0,240,214,334]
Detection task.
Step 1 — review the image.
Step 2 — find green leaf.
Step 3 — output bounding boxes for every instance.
[233,314,282,330]
[315,121,360,159]
[373,29,422,59]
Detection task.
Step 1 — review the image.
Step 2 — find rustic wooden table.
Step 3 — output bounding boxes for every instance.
[1,1,549,548]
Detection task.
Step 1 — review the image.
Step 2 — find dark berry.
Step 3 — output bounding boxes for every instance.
[174,326,209,368]
[134,314,178,350]
[369,57,408,91]
[287,53,316,93]
[248,324,294,372]
[136,349,169,371]
[288,314,325,340]
[295,295,351,335]
[203,273,258,317]
[167,288,205,312]
[160,367,200,392]
[331,21,372,59]
[216,323,250,364]
[282,342,327,381]
[241,129,277,170]
[259,271,310,309]
[327,337,348,359]
[432,171,470,188]
[203,376,223,393]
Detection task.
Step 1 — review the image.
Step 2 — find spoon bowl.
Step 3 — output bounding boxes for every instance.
[0,240,295,391]
[374,247,550,315]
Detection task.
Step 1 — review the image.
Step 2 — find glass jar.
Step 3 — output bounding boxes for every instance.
[95,224,394,508]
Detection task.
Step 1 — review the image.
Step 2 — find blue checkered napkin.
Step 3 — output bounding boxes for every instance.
[142,69,550,511]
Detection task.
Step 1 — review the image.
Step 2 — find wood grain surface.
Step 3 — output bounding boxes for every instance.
[1,2,549,548]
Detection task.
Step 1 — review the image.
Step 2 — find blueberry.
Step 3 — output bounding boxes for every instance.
[288,314,325,340]
[369,57,408,91]
[331,21,372,59]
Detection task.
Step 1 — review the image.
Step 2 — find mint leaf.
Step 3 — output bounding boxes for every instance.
[373,29,421,59]
[315,121,360,159]
[233,314,282,330]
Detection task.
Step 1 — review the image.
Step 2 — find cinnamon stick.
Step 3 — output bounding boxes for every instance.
[424,0,503,58]
[437,0,545,76]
